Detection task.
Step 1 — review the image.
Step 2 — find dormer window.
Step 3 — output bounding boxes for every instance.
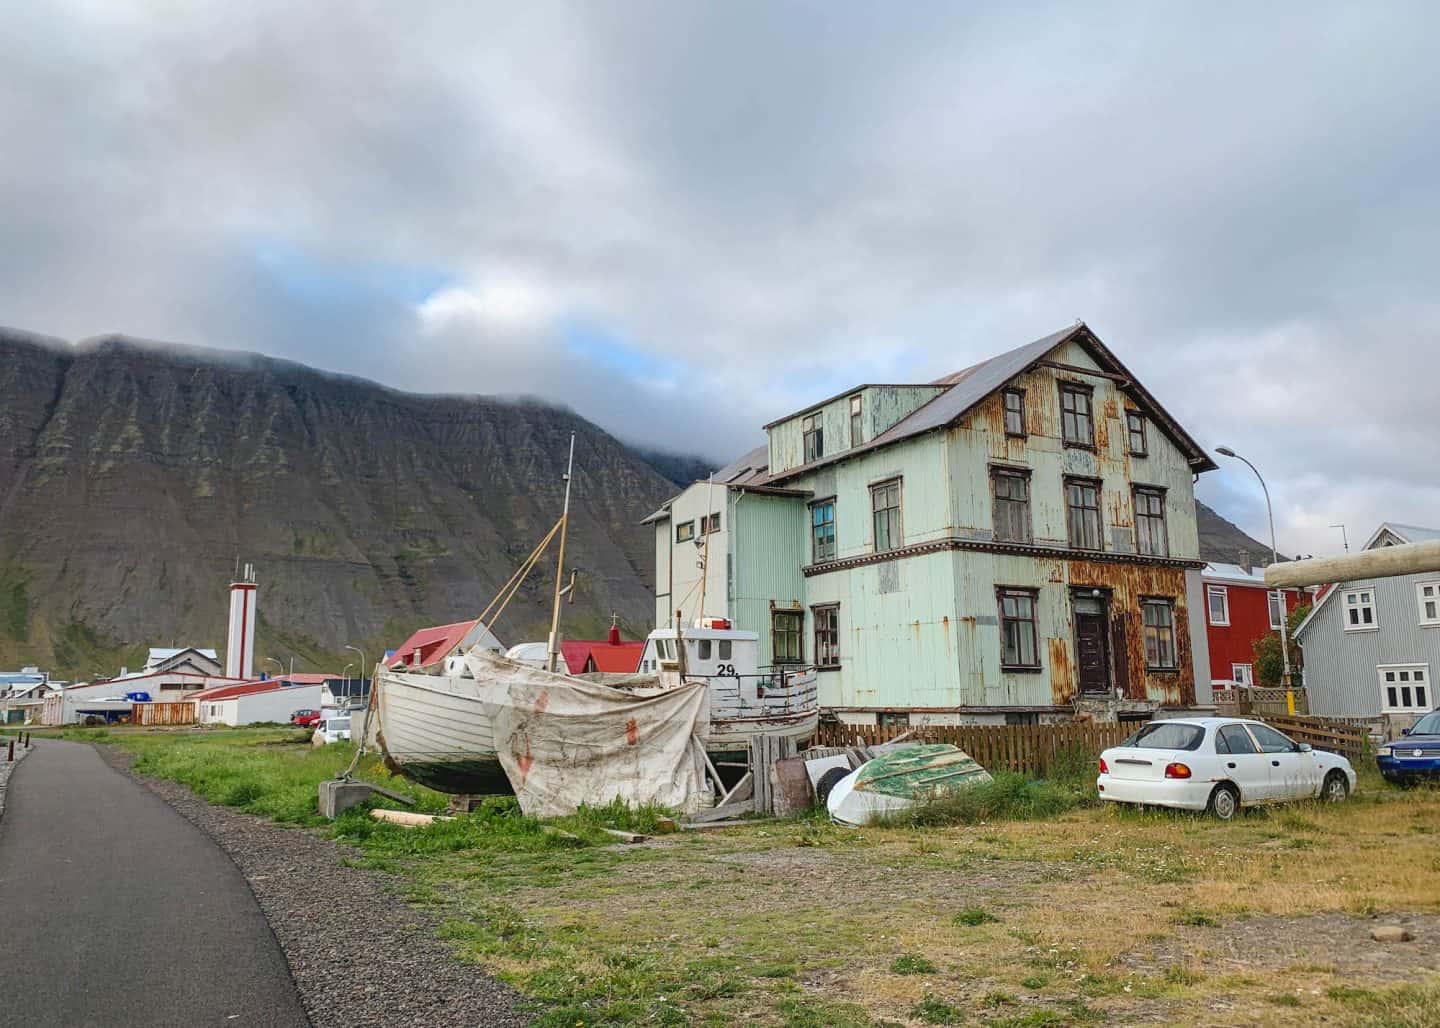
[1060,383,1094,448]
[1002,389,1026,437]
[802,413,823,462]
[849,395,863,446]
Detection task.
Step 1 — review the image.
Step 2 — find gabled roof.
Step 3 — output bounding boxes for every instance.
[560,639,645,675]
[387,620,483,669]
[765,323,1217,484]
[189,677,331,702]
[1295,520,1440,638]
[640,443,773,524]
[1202,563,1302,589]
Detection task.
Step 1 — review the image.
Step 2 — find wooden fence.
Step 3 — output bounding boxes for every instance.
[130,701,197,726]
[811,721,1135,776]
[813,713,1369,773]
[1257,715,1367,760]
[1213,687,1310,717]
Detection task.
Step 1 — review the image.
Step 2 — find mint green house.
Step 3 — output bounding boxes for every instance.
[646,324,1216,725]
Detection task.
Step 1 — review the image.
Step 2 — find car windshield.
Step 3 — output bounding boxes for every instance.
[1124,722,1205,751]
[1409,711,1440,735]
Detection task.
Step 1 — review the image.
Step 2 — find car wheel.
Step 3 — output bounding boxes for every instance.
[815,766,849,805]
[1322,770,1350,803]
[1207,783,1240,821]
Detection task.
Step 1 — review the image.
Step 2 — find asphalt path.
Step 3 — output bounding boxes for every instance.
[0,740,310,1027]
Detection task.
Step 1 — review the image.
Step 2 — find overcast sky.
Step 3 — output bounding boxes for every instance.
[3,2,1437,557]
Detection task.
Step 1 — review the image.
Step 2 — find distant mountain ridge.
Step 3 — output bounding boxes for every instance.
[0,327,675,679]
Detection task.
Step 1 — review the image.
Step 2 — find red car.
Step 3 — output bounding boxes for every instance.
[291,709,322,728]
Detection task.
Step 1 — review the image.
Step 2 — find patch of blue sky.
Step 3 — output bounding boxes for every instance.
[250,237,455,307]
[561,320,682,381]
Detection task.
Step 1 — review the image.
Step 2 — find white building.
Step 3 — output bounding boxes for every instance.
[192,675,332,727]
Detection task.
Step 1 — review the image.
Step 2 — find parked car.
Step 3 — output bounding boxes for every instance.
[1097,717,1356,820]
[1376,710,1440,786]
[313,716,352,745]
[291,709,321,728]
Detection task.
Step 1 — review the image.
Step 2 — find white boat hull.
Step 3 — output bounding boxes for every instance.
[375,669,509,794]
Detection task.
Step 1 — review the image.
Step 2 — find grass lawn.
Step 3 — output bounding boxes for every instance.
[15,725,1440,1027]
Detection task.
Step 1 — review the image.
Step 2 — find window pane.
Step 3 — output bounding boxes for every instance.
[1250,724,1295,753]
[698,640,711,660]
[1388,686,1399,706]
[1418,687,1428,707]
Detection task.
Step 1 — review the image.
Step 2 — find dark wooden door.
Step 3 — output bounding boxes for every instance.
[1075,610,1110,694]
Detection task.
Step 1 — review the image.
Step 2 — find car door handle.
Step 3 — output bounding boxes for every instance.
[1271,760,1280,767]
[1227,762,1236,769]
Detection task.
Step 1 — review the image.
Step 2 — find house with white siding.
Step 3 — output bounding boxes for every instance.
[647,323,1216,726]
[1294,522,1440,731]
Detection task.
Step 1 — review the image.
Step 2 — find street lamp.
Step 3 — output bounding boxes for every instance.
[1215,446,1294,709]
[345,645,367,682]
[264,657,283,680]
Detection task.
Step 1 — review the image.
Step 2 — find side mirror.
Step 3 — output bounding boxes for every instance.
[1402,727,1411,736]
[1296,742,1312,752]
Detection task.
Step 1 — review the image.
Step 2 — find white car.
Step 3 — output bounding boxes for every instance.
[313,716,352,745]
[1097,717,1356,820]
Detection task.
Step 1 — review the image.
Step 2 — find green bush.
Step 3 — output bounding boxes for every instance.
[880,771,1080,827]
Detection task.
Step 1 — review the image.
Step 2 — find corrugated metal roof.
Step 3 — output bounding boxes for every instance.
[1386,523,1440,544]
[765,322,1217,483]
[387,620,483,669]
[640,443,774,523]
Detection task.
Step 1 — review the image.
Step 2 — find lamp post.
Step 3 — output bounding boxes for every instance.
[1216,446,1294,712]
[264,657,283,680]
[345,645,367,683]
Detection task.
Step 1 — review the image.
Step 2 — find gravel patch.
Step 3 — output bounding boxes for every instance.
[0,735,35,821]
[99,746,531,1028]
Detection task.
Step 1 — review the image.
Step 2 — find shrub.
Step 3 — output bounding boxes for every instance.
[954,906,1001,926]
[881,772,1079,827]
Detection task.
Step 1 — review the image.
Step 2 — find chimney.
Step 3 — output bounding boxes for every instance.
[608,613,621,647]
[225,563,258,679]
[1238,550,1251,575]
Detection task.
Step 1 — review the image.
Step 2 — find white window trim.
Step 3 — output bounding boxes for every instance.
[1416,581,1440,628]
[1268,590,1285,630]
[1206,585,1229,626]
[1231,663,1253,686]
[1343,589,1378,633]
[1378,663,1431,714]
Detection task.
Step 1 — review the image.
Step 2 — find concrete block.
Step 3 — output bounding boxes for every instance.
[319,779,373,819]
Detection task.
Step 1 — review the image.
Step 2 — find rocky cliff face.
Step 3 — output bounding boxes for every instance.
[0,329,676,679]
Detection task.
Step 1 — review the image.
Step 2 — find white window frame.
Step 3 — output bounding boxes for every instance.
[1206,585,1229,626]
[1268,590,1285,630]
[1231,663,1254,686]
[1417,581,1440,628]
[1378,663,1431,714]
[1343,589,1378,632]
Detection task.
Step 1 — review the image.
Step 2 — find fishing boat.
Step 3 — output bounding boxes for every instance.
[826,744,993,826]
[635,619,819,749]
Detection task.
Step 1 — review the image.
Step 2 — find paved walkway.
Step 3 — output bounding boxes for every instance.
[0,740,310,1027]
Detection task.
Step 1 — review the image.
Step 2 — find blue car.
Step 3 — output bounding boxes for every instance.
[1376,710,1440,785]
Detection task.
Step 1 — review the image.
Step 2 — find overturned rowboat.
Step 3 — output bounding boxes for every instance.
[826,744,993,826]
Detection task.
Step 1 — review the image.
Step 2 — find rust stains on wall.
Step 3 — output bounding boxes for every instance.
[1064,559,1195,706]
[1049,636,1074,704]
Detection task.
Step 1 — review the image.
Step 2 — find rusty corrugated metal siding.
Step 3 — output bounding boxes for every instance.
[131,701,197,726]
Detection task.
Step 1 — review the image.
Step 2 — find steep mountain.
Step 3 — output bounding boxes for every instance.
[0,328,675,680]
[1195,501,1287,567]
[629,447,718,489]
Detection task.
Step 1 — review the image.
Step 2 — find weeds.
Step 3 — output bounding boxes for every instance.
[890,953,938,975]
[955,906,1002,926]
[880,771,1080,827]
[910,995,964,1024]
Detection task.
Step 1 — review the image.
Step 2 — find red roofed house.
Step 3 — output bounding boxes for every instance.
[386,619,504,674]
[193,673,339,726]
[561,624,645,675]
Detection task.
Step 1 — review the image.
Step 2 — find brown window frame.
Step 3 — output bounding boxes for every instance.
[771,609,804,665]
[849,395,863,447]
[675,520,695,543]
[802,413,823,463]
[1059,382,1095,449]
[809,497,836,563]
[1002,388,1026,438]
[1140,597,1178,671]
[1064,476,1103,551]
[699,511,721,536]
[812,603,840,670]
[997,586,1041,671]
[991,466,1033,544]
[1125,411,1148,456]
[1133,485,1168,556]
[870,477,903,553]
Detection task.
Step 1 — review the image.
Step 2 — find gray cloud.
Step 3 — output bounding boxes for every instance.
[3,1,1438,554]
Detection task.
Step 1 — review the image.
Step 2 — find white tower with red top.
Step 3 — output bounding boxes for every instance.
[225,563,258,679]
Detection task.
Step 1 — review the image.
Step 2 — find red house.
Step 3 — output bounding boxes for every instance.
[1201,563,1306,686]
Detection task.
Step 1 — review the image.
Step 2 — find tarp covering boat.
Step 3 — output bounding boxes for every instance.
[465,649,711,817]
[827,743,993,826]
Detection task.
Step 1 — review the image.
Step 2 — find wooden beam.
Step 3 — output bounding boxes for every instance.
[1264,541,1440,589]
[1033,359,1130,384]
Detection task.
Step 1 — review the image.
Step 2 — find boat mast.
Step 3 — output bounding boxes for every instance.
[695,472,715,626]
[546,432,577,673]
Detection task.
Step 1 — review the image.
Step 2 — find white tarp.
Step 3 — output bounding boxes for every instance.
[464,650,711,817]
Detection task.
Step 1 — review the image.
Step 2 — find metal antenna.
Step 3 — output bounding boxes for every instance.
[1329,524,1349,552]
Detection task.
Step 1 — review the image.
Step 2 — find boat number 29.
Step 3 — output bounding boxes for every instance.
[716,663,737,677]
